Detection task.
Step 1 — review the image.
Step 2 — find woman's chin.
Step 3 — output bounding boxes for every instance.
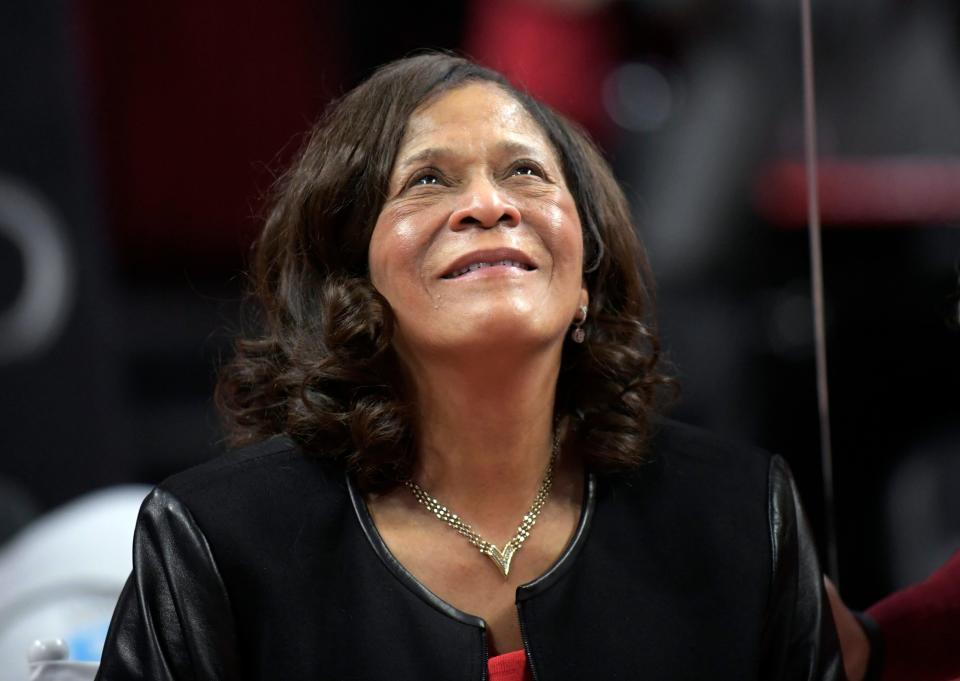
[404,314,565,358]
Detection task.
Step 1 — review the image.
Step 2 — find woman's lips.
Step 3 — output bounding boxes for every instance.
[442,259,535,279]
[440,248,537,280]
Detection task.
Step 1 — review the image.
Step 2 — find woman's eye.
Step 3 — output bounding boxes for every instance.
[409,172,443,188]
[511,163,544,178]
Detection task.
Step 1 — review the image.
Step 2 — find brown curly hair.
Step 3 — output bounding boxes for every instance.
[216,52,672,491]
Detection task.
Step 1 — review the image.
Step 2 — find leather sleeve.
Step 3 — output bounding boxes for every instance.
[95,488,241,681]
[759,455,846,681]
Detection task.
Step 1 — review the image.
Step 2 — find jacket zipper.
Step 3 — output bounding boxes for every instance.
[516,601,540,681]
[480,628,489,681]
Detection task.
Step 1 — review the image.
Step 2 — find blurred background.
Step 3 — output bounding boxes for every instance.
[1,0,958,669]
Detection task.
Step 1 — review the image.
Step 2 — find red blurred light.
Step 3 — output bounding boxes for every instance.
[755,158,960,228]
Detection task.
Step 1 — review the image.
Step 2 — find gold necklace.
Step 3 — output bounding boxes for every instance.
[405,435,560,578]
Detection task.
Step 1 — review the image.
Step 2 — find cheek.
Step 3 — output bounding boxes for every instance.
[368,213,425,296]
[368,216,416,288]
[536,196,584,278]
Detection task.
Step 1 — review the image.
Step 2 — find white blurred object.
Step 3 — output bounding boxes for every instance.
[27,638,97,681]
[27,639,97,681]
[27,661,98,681]
[27,639,69,662]
[0,176,76,364]
[0,485,151,679]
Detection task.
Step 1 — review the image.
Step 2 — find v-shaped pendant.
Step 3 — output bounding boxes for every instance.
[485,543,518,577]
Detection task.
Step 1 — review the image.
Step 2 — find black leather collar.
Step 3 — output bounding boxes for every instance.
[347,470,597,627]
[517,472,596,601]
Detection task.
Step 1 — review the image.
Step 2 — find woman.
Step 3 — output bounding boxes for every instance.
[96,53,842,680]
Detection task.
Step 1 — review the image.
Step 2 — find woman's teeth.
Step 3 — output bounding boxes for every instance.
[445,260,531,279]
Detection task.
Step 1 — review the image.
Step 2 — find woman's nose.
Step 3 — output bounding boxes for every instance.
[448,178,521,230]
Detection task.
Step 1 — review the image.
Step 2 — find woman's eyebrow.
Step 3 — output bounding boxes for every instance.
[396,140,549,173]
[396,147,457,171]
[496,140,545,160]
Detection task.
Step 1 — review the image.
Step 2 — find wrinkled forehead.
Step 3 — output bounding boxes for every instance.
[394,82,561,170]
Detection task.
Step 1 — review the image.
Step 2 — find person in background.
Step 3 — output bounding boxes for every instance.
[827,551,960,681]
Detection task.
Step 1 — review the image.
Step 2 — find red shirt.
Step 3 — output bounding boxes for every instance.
[867,550,960,681]
[488,649,532,681]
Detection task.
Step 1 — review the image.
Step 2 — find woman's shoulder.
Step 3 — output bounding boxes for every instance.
[646,417,776,480]
[594,419,794,597]
[148,435,349,534]
[605,417,784,528]
[163,434,339,491]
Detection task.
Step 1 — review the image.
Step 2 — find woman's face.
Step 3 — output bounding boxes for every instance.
[368,82,587,363]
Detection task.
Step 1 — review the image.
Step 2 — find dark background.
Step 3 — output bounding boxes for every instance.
[1,0,958,611]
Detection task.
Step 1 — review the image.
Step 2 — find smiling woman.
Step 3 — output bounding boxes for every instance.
[94,53,843,681]
[369,83,588,390]
[215,54,664,494]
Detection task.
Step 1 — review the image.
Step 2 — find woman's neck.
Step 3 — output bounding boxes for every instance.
[404,347,564,538]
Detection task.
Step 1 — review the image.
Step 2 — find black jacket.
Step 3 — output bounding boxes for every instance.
[96,420,844,680]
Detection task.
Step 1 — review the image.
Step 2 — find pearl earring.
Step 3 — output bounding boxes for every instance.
[571,305,588,343]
